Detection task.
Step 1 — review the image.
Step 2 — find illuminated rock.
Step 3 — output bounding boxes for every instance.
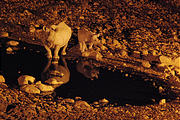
[0,75,5,83]
[35,81,54,92]
[18,75,35,86]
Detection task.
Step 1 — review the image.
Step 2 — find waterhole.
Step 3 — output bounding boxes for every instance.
[0,39,175,106]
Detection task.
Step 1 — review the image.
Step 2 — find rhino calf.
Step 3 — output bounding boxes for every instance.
[44,22,72,59]
[78,28,100,53]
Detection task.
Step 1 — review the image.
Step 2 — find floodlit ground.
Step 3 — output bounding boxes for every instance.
[0,0,179,119]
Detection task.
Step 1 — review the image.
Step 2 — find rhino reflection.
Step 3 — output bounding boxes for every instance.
[76,60,99,80]
[41,57,70,88]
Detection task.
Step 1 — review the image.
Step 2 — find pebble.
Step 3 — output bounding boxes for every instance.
[159,99,166,105]
[174,68,180,76]
[173,57,180,68]
[99,98,109,104]
[74,101,91,110]
[18,75,35,86]
[159,86,164,93]
[0,32,9,37]
[141,49,149,56]
[45,78,64,85]
[35,81,54,92]
[131,51,141,58]
[6,41,19,46]
[6,47,13,52]
[29,25,36,33]
[0,75,5,83]
[120,49,128,57]
[159,55,172,66]
[64,98,75,104]
[141,60,151,68]
[20,84,40,94]
[151,50,159,56]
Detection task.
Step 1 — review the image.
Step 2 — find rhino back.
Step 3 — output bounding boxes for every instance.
[54,23,72,46]
[78,29,92,42]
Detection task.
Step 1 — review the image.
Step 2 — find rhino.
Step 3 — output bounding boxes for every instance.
[78,28,100,53]
[43,22,72,60]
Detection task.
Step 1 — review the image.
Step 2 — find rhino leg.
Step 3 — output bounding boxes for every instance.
[61,44,68,55]
[54,45,61,59]
[44,45,52,59]
[82,41,87,52]
[89,42,93,49]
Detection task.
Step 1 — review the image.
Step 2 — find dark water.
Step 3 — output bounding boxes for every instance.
[0,40,173,106]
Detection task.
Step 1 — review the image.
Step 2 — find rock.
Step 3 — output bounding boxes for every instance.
[151,50,159,56]
[74,101,91,110]
[159,55,172,66]
[141,60,151,68]
[141,49,149,56]
[20,84,40,94]
[0,95,8,112]
[0,75,5,83]
[131,51,141,58]
[6,41,19,46]
[0,32,9,37]
[6,47,13,52]
[120,49,128,57]
[29,25,36,33]
[64,98,75,104]
[82,50,103,61]
[156,63,166,72]
[18,75,35,86]
[159,99,166,105]
[159,86,164,93]
[173,57,180,68]
[175,68,180,76]
[45,78,64,85]
[99,98,109,104]
[35,81,54,92]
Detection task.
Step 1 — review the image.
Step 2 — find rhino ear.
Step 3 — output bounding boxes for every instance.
[97,33,100,37]
[43,26,50,32]
[51,25,57,30]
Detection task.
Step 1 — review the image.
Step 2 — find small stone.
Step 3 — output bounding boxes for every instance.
[120,50,128,57]
[6,41,19,46]
[79,16,84,19]
[0,75,5,83]
[75,97,82,100]
[35,81,54,92]
[159,86,164,93]
[159,55,172,66]
[151,50,158,56]
[141,49,149,56]
[131,51,141,58]
[45,78,64,85]
[6,47,13,52]
[99,98,109,104]
[29,26,36,33]
[64,98,75,104]
[0,32,9,37]
[175,68,180,76]
[173,57,180,68]
[18,75,35,86]
[21,84,40,94]
[74,101,91,110]
[159,99,166,105]
[142,60,151,68]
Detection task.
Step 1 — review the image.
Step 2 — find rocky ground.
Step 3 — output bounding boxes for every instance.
[0,0,180,119]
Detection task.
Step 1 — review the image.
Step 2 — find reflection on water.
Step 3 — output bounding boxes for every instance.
[0,41,172,105]
[76,60,99,80]
[41,57,70,88]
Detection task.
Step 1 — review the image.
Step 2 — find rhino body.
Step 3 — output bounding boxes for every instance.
[44,22,72,59]
[78,28,99,53]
